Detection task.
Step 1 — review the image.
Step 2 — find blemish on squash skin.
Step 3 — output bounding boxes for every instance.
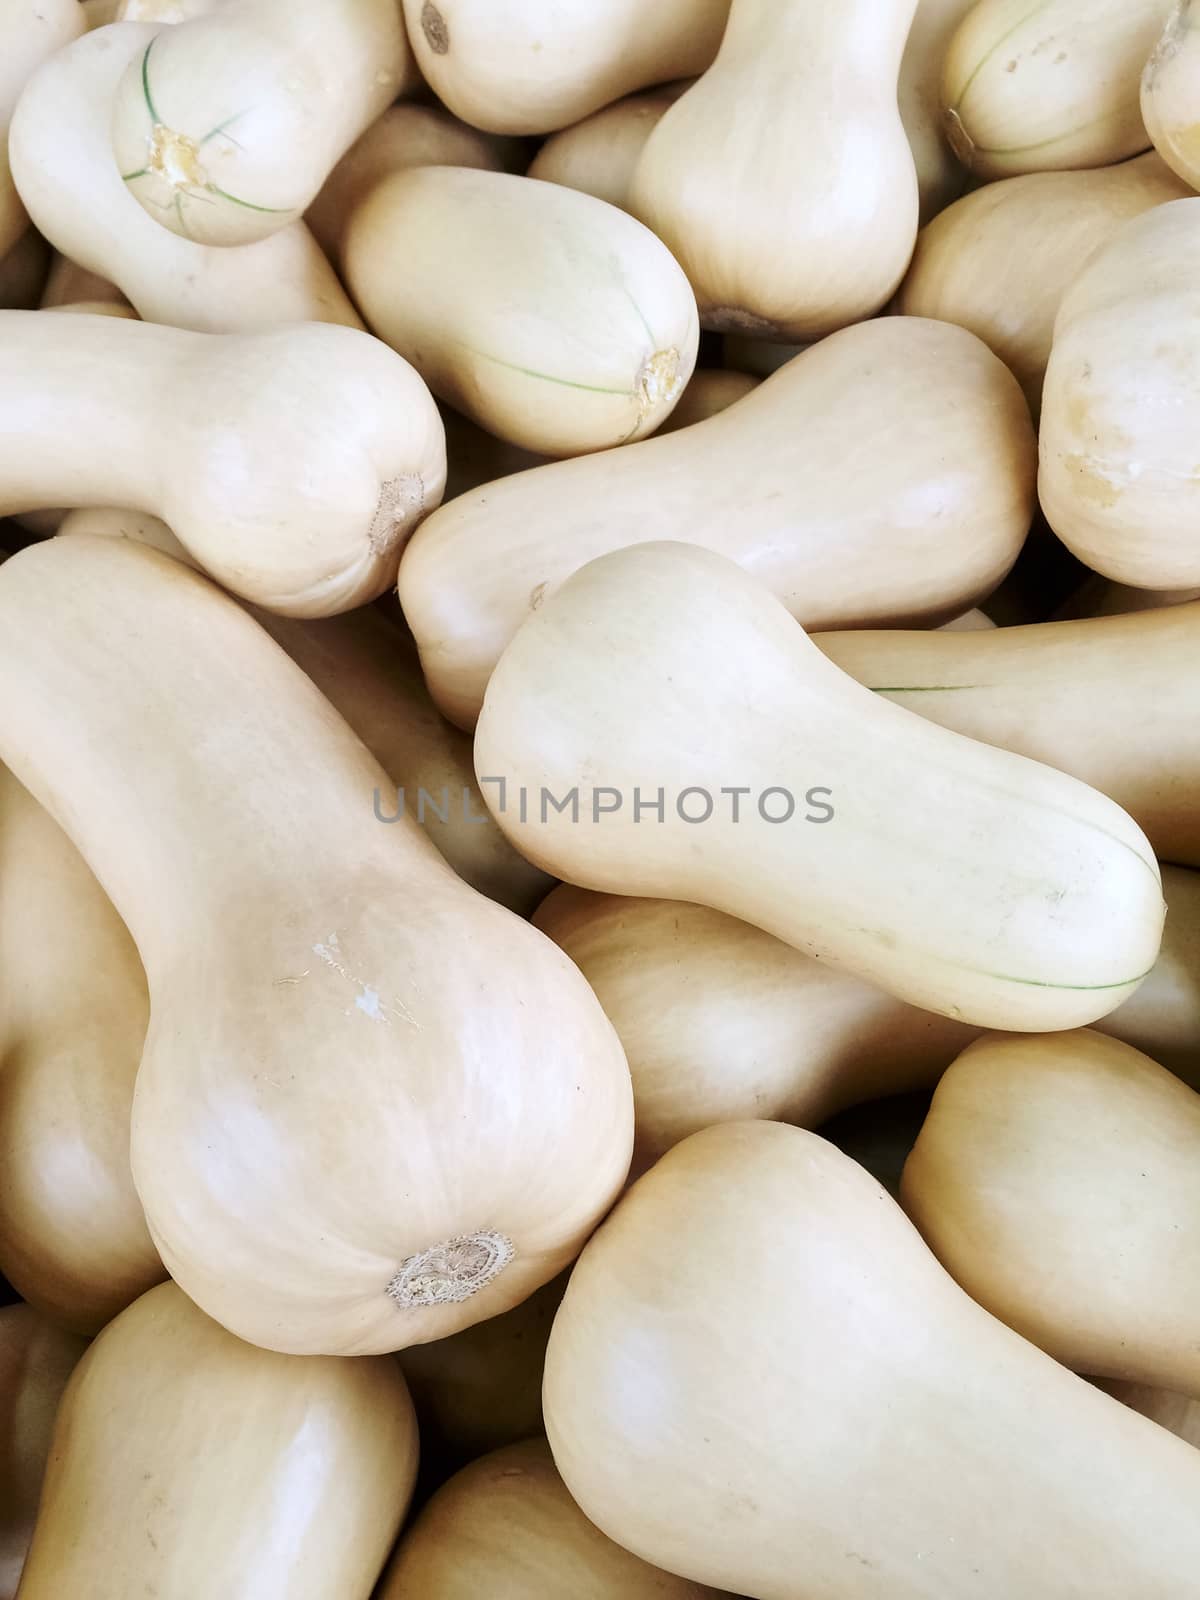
[421,1,450,54]
[636,348,682,420]
[943,107,976,169]
[703,306,781,337]
[370,474,427,557]
[310,934,421,1028]
[387,1232,514,1308]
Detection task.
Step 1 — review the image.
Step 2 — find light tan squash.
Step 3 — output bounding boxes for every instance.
[526,88,681,211]
[39,254,130,311]
[900,0,976,221]
[0,765,162,1334]
[1098,1380,1200,1449]
[17,1281,417,1600]
[0,0,84,262]
[0,231,48,312]
[545,1120,1200,1598]
[0,537,632,1356]
[9,23,361,333]
[630,0,919,339]
[378,1438,728,1599]
[400,317,1035,728]
[110,1,415,245]
[345,168,699,456]
[815,595,1200,865]
[657,368,758,432]
[475,541,1163,1032]
[402,0,729,136]
[939,606,995,629]
[898,152,1189,412]
[942,0,1164,177]
[83,0,124,24]
[0,309,445,616]
[0,1306,87,1600]
[1040,197,1200,588]
[902,1029,1200,1395]
[1143,2,1200,191]
[117,0,219,19]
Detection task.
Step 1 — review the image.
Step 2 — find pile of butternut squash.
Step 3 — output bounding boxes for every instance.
[3,0,1200,1596]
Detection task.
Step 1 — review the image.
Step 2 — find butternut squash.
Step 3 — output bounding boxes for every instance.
[39,254,131,312]
[0,1,84,262]
[0,309,445,617]
[17,1280,418,1599]
[897,151,1189,412]
[475,540,1163,1032]
[940,606,996,629]
[400,317,1035,729]
[0,1306,86,1600]
[0,537,632,1356]
[1143,2,1200,191]
[110,0,415,246]
[942,0,1164,177]
[815,594,1200,865]
[9,23,361,333]
[117,0,218,19]
[545,1120,1200,1598]
[900,0,976,221]
[401,0,730,136]
[344,168,699,456]
[656,367,758,432]
[378,1438,727,1599]
[535,864,1200,1173]
[0,765,162,1334]
[902,1029,1200,1394]
[526,88,681,211]
[1040,197,1200,588]
[1098,1380,1200,1449]
[629,0,919,339]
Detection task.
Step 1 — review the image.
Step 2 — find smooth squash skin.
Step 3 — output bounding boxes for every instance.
[0,310,446,617]
[816,596,1200,866]
[526,88,682,212]
[110,0,415,246]
[899,0,976,221]
[942,0,1164,177]
[630,0,919,339]
[656,368,758,432]
[401,0,730,136]
[897,151,1189,413]
[1098,1381,1200,1449]
[378,1439,728,1600]
[39,254,131,312]
[533,868,1200,1174]
[1143,2,1200,189]
[401,317,1035,729]
[345,168,700,457]
[0,1307,87,1600]
[475,541,1164,1033]
[17,1281,418,1600]
[1040,198,1200,589]
[0,538,632,1357]
[9,24,361,334]
[544,1121,1200,1599]
[902,1029,1200,1395]
[0,766,163,1335]
[0,1,85,261]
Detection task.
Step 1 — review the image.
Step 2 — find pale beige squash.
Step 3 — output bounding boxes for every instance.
[402,0,730,135]
[630,0,919,339]
[0,1306,86,1600]
[898,151,1189,412]
[17,1281,418,1600]
[942,0,1164,177]
[475,541,1163,1032]
[39,254,131,311]
[902,1029,1200,1395]
[545,1121,1200,1598]
[816,594,1200,865]
[526,88,681,211]
[1098,1380,1200,1449]
[900,0,976,221]
[1040,197,1200,588]
[400,317,1035,729]
[0,0,84,262]
[9,23,361,333]
[117,0,219,18]
[345,168,699,456]
[1143,2,1200,191]
[0,537,632,1356]
[378,1438,728,1599]
[656,368,758,432]
[939,606,995,629]
[0,309,445,617]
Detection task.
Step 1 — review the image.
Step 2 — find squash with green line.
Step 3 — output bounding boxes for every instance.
[942,0,1164,178]
[109,0,417,247]
[474,540,1164,1032]
[345,167,700,456]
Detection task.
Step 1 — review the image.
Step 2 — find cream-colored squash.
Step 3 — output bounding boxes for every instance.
[544,1120,1200,1598]
[17,1281,418,1599]
[939,606,996,629]
[630,0,919,339]
[1143,2,1200,191]
[10,23,361,333]
[815,595,1200,865]
[526,88,681,211]
[400,317,1035,729]
[942,0,1165,177]
[1040,197,1200,588]
[0,537,632,1356]
[902,1029,1200,1394]
[0,309,445,617]
[401,0,729,136]
[39,254,131,311]
[475,540,1163,1032]
[898,151,1189,412]
[900,0,976,221]
[0,231,47,312]
[0,1306,86,1600]
[117,0,219,18]
[0,1,84,262]
[1098,1380,1200,1449]
[110,0,414,245]
[378,1438,728,1599]
[345,168,699,456]
[656,368,758,432]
